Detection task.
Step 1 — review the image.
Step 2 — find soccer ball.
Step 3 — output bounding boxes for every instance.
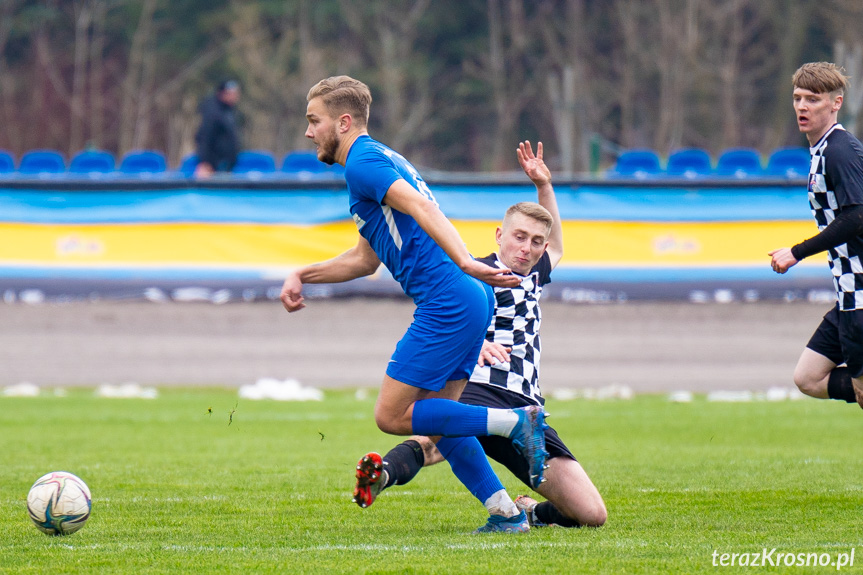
[26,471,92,536]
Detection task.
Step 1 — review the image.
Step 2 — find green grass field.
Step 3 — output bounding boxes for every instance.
[1,388,862,574]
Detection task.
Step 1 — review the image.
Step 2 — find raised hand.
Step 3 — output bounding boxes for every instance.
[517,141,551,186]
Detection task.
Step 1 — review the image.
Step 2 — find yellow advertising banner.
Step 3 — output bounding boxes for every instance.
[0,220,822,269]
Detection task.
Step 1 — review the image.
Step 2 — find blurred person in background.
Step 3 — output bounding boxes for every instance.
[194,80,241,178]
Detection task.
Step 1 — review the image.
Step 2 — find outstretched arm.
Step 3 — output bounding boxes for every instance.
[518,141,563,269]
[383,179,520,288]
[280,235,381,312]
[770,205,863,273]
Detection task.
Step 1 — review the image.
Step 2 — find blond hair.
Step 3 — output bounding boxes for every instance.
[307,76,372,127]
[793,62,849,95]
[503,202,553,236]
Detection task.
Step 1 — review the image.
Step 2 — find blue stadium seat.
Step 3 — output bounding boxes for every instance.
[281,150,330,175]
[666,148,712,178]
[119,150,167,175]
[715,148,763,178]
[233,150,276,176]
[609,149,663,178]
[766,147,810,178]
[176,154,198,177]
[0,150,15,174]
[18,150,66,175]
[69,150,115,175]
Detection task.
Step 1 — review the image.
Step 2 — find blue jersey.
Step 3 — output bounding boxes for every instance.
[344,135,463,303]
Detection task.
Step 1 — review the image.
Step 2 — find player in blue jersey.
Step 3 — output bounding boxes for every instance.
[351,141,607,529]
[769,62,863,409]
[280,76,549,533]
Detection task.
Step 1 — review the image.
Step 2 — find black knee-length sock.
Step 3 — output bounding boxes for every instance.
[828,367,856,403]
[534,501,581,528]
[382,440,425,488]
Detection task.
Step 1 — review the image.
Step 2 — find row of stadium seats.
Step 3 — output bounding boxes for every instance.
[0,149,342,179]
[609,147,811,179]
[0,146,811,180]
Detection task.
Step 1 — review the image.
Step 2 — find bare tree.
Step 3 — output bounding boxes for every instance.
[70,2,93,153]
[613,0,653,149]
[89,0,108,149]
[471,0,535,170]
[826,0,863,134]
[697,0,783,151]
[715,0,745,149]
[0,1,857,171]
[539,0,597,173]
[337,0,433,160]
[35,33,71,148]
[759,0,815,151]
[118,0,157,154]
[652,0,701,153]
[0,0,24,151]
[164,92,199,166]
[225,1,308,155]
[152,43,234,166]
[835,41,863,134]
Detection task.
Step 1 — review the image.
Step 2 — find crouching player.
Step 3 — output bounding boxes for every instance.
[353,141,607,528]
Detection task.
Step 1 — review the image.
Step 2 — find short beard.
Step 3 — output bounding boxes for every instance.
[317,125,340,165]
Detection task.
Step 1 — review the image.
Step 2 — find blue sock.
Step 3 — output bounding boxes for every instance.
[411,398,488,436]
[436,436,503,503]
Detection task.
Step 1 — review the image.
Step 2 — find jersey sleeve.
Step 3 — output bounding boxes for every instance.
[533,252,553,285]
[826,134,863,208]
[345,149,403,204]
[792,204,863,260]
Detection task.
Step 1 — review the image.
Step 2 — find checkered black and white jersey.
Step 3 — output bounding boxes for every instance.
[469,252,552,405]
[808,123,863,310]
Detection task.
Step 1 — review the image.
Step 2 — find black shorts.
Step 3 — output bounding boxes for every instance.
[806,305,863,377]
[458,381,577,490]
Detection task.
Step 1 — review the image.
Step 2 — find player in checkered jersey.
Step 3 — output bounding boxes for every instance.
[352,141,607,528]
[770,62,863,408]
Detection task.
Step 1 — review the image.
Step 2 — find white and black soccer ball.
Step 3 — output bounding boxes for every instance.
[26,471,91,536]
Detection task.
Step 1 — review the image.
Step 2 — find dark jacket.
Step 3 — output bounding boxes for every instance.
[195,94,240,171]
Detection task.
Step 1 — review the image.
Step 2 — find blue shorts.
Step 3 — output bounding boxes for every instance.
[386,274,493,391]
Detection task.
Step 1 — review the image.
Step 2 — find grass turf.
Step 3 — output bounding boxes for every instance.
[1,388,862,574]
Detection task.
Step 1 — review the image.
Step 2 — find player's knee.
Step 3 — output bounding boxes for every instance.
[373,412,398,435]
[583,501,607,527]
[553,491,607,527]
[575,498,607,528]
[792,368,823,397]
[373,408,411,436]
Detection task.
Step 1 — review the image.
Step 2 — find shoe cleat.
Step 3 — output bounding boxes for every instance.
[352,452,385,509]
[510,406,549,489]
[472,510,530,534]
